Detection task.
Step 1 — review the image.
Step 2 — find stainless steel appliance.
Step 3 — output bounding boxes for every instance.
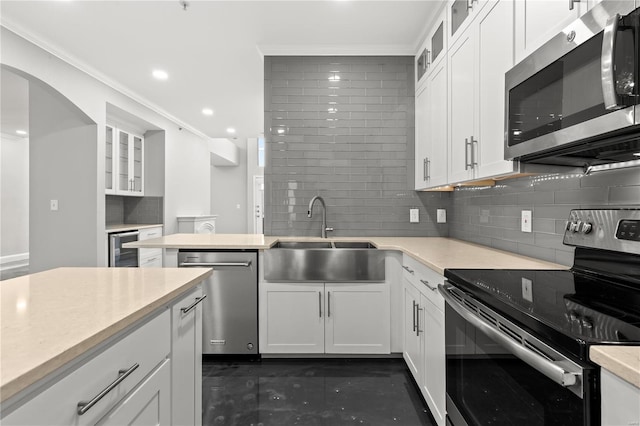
[108,230,139,267]
[505,1,640,168]
[441,209,640,426]
[178,250,258,355]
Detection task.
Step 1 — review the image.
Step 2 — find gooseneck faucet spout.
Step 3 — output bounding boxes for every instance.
[308,196,333,238]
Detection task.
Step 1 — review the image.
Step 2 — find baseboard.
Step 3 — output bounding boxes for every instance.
[0,253,29,271]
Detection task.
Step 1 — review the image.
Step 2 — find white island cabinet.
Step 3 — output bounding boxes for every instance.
[0,268,210,426]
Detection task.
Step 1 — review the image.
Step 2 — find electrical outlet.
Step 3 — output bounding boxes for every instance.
[50,199,59,211]
[409,208,419,223]
[437,209,447,223]
[521,210,532,233]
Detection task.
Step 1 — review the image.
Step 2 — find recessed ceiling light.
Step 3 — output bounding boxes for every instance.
[16,130,27,135]
[226,128,236,134]
[152,69,169,80]
[202,108,214,116]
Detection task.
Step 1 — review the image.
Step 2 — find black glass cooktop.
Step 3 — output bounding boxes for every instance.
[444,268,640,361]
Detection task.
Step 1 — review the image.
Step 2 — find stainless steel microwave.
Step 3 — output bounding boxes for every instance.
[505,1,640,168]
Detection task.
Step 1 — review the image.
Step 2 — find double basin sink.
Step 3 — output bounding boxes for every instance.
[264,241,385,282]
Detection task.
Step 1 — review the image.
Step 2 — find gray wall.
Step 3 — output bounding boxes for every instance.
[264,56,448,237]
[211,138,249,233]
[449,167,640,266]
[29,80,98,273]
[0,135,29,259]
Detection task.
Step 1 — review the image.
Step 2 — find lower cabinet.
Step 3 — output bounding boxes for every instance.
[402,255,446,426]
[600,369,640,426]
[260,281,390,354]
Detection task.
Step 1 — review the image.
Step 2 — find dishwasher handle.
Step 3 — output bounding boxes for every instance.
[179,261,252,268]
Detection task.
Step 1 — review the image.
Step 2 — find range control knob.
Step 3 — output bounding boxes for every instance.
[580,222,593,234]
[568,221,580,233]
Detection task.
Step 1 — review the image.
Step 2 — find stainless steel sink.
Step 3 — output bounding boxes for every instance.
[264,241,385,282]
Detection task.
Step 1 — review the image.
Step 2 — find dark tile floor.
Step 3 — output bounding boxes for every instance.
[202,358,436,426]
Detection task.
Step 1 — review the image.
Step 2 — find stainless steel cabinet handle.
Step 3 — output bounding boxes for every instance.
[402,265,414,274]
[181,294,207,314]
[412,300,417,332]
[464,138,471,170]
[328,291,331,317]
[416,306,423,337]
[77,363,139,415]
[601,13,621,110]
[115,231,140,238]
[438,284,581,388]
[426,49,431,68]
[426,158,431,181]
[423,158,427,181]
[568,0,580,10]
[179,261,252,268]
[420,279,438,292]
[319,291,322,318]
[470,136,478,169]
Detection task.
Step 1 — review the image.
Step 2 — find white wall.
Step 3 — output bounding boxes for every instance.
[1,27,211,263]
[0,135,29,260]
[210,138,248,233]
[246,137,264,233]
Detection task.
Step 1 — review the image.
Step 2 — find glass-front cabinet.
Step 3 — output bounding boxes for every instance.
[105,125,144,196]
[416,8,447,89]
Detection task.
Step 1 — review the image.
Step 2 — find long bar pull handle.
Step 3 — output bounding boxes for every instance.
[464,138,471,170]
[115,231,140,238]
[601,13,621,110]
[77,363,139,415]
[568,0,580,10]
[412,300,417,332]
[420,279,438,292]
[319,291,322,318]
[423,158,427,181]
[426,157,431,181]
[179,261,252,268]
[470,136,478,169]
[416,306,423,337]
[328,291,331,317]
[180,294,207,314]
[402,265,414,274]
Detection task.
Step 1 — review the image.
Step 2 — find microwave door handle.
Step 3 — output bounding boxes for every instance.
[601,13,620,110]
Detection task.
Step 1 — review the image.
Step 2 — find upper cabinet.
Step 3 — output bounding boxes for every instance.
[105,125,145,196]
[416,8,447,90]
[449,0,489,46]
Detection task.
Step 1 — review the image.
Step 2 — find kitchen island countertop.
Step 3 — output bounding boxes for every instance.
[0,267,212,403]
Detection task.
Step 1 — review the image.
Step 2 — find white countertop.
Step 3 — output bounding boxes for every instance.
[0,267,212,403]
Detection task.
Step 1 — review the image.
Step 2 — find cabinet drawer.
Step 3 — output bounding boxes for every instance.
[402,255,444,312]
[139,252,162,268]
[139,226,163,241]
[3,310,170,425]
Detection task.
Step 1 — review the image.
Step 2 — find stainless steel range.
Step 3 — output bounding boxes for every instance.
[441,209,640,426]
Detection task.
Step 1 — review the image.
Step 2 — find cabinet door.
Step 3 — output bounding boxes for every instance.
[448,29,476,183]
[403,280,423,382]
[260,282,325,353]
[415,84,430,190]
[115,129,144,196]
[96,359,171,426]
[171,286,203,426]
[324,282,390,354]
[425,59,448,188]
[117,129,132,193]
[476,0,516,178]
[514,0,585,63]
[421,295,446,426]
[105,126,115,194]
[131,135,144,194]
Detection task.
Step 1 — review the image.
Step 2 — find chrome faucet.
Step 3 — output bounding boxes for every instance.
[307,196,333,238]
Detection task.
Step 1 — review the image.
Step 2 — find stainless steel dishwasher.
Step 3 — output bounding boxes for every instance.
[178,250,258,355]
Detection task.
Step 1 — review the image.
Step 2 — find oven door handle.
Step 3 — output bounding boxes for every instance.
[438,284,580,389]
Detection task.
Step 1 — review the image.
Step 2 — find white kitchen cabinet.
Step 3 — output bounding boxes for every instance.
[449,0,490,47]
[171,285,204,426]
[138,226,163,268]
[105,127,144,196]
[402,255,446,426]
[324,282,390,354]
[260,281,390,354]
[448,0,516,183]
[514,0,587,64]
[96,359,171,426]
[416,7,447,90]
[2,310,171,425]
[415,83,430,190]
[601,369,640,426]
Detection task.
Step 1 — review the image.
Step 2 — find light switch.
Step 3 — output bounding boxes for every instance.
[521,210,532,233]
[50,199,59,211]
[410,209,419,223]
[437,209,447,223]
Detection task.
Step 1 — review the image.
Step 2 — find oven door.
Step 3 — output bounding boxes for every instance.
[505,2,639,164]
[439,284,597,426]
[109,231,139,267]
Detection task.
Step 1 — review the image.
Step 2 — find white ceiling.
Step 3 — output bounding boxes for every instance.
[0,0,439,140]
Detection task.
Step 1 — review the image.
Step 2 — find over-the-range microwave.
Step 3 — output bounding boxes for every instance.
[504,0,640,170]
